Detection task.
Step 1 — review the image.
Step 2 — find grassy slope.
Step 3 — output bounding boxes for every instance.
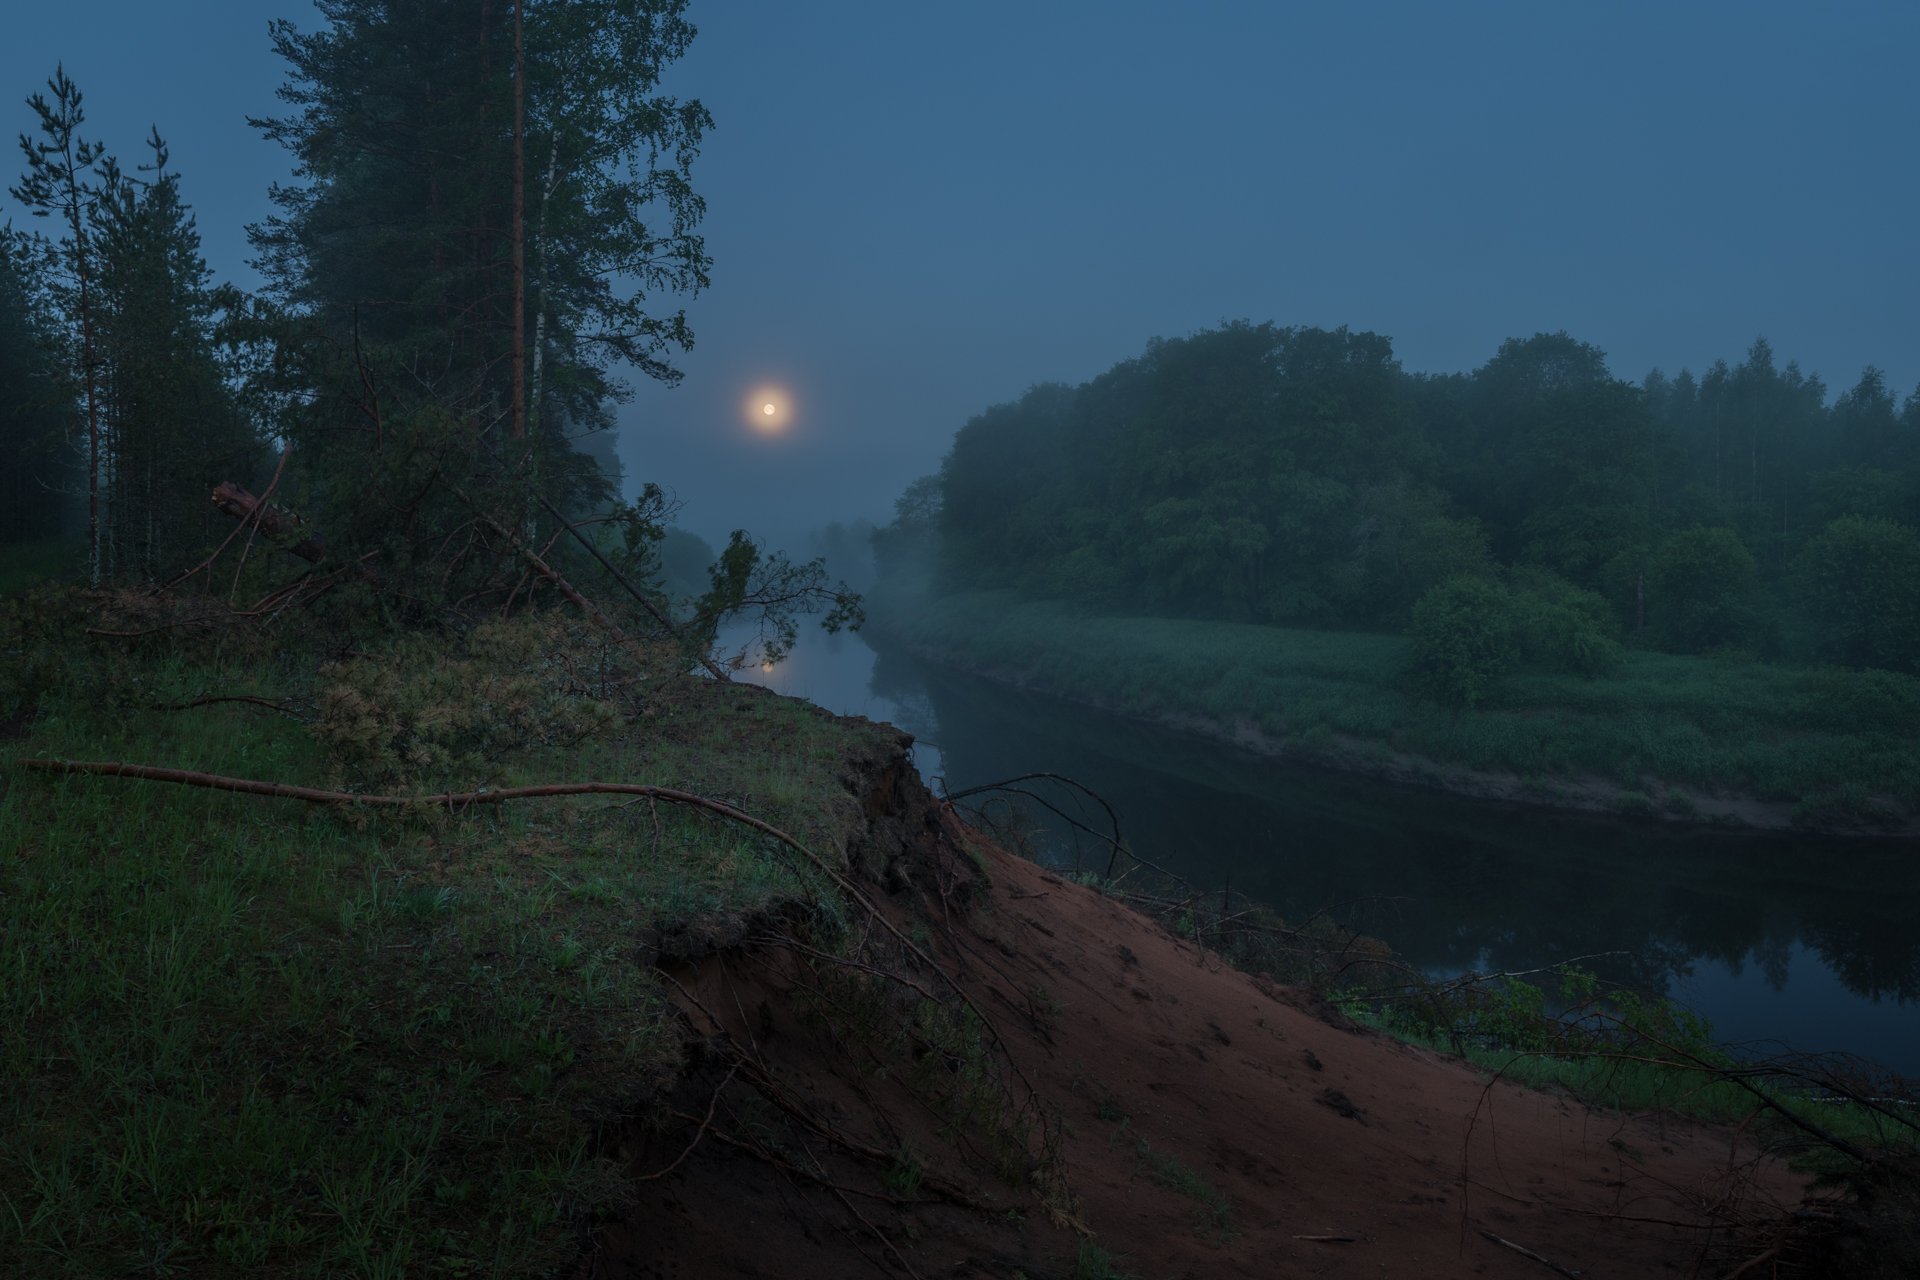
[871,589,1920,825]
[0,605,882,1278]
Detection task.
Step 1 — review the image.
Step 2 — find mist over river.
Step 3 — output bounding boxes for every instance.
[729,625,1920,1076]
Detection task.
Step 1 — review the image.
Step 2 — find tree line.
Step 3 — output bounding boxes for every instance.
[3,1,853,655]
[4,75,258,578]
[878,322,1920,690]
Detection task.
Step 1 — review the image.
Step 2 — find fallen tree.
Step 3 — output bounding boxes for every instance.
[210,481,328,565]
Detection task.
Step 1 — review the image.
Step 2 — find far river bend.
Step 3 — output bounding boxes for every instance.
[727,625,1920,1077]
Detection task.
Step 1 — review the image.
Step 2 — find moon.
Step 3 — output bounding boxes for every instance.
[746,386,791,432]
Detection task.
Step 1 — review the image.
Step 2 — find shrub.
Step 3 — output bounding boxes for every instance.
[313,614,621,789]
[1409,570,1622,706]
[1791,516,1920,673]
[1407,575,1519,706]
[1646,527,1758,654]
[1507,566,1623,677]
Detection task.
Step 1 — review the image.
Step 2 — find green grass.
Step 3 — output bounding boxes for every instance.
[1332,988,1919,1169]
[1128,1132,1233,1240]
[868,588,1920,818]
[0,608,886,1276]
[1071,1242,1137,1280]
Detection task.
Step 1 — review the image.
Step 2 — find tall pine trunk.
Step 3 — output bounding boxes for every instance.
[42,124,108,586]
[511,0,528,442]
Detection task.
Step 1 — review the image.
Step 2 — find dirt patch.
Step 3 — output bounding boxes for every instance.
[578,794,1808,1278]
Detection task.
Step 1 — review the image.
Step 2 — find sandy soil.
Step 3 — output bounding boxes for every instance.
[573,784,1808,1280]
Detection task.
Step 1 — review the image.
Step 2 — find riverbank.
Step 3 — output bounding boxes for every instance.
[0,589,1856,1276]
[866,589,1920,837]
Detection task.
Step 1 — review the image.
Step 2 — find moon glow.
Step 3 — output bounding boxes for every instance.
[745,386,791,433]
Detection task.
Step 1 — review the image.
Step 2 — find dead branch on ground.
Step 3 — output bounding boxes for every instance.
[149,694,310,721]
[15,754,1049,1154]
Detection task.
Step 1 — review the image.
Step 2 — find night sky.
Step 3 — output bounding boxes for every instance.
[5,1,1917,548]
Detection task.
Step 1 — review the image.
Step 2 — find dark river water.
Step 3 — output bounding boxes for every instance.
[731,626,1920,1076]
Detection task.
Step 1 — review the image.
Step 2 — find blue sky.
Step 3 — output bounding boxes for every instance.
[5,1,1917,546]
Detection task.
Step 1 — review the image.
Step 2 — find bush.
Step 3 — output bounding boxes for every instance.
[1506,566,1623,676]
[1407,575,1519,706]
[1791,516,1920,673]
[1409,570,1622,706]
[1645,527,1757,654]
[313,615,621,789]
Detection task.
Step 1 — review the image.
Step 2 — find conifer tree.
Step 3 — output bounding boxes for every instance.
[10,67,107,583]
[91,131,261,578]
[247,0,711,526]
[0,239,79,544]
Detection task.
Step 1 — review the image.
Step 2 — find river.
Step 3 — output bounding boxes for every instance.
[730,625,1920,1076]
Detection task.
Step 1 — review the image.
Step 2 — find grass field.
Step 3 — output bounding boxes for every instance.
[0,599,879,1277]
[868,589,1920,823]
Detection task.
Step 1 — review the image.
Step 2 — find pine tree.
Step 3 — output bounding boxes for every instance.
[247,0,710,529]
[0,238,79,545]
[10,67,108,583]
[91,130,261,578]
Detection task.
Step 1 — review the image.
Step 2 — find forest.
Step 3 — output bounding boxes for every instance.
[5,5,1920,1277]
[877,322,1920,701]
[0,8,848,648]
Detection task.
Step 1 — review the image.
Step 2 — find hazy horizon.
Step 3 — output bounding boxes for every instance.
[6,1,1916,549]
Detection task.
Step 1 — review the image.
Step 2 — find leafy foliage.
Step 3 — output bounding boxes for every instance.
[690,531,865,667]
[1406,575,1518,707]
[1644,526,1757,654]
[9,70,262,583]
[1406,570,1619,707]
[880,320,1920,687]
[0,244,78,544]
[1791,516,1920,673]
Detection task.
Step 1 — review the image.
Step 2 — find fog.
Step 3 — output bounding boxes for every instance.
[6,2,1917,547]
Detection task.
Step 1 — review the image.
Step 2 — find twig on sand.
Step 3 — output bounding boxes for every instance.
[1720,1245,1781,1280]
[1479,1231,1583,1278]
[639,1062,740,1182]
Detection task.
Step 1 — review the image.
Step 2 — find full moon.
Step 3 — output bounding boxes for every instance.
[745,386,791,432]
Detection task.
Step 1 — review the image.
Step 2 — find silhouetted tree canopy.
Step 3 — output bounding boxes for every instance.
[888,321,1920,678]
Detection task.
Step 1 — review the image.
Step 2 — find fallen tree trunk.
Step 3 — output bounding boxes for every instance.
[19,755,791,822]
[210,482,328,564]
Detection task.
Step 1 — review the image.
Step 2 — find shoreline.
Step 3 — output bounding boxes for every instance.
[864,593,1920,840]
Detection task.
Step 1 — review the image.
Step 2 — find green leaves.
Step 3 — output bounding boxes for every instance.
[1791,516,1920,673]
[690,531,864,668]
[1644,527,1758,655]
[1407,575,1519,708]
[1407,569,1621,707]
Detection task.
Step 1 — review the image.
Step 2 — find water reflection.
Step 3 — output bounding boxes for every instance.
[738,627,1920,1073]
